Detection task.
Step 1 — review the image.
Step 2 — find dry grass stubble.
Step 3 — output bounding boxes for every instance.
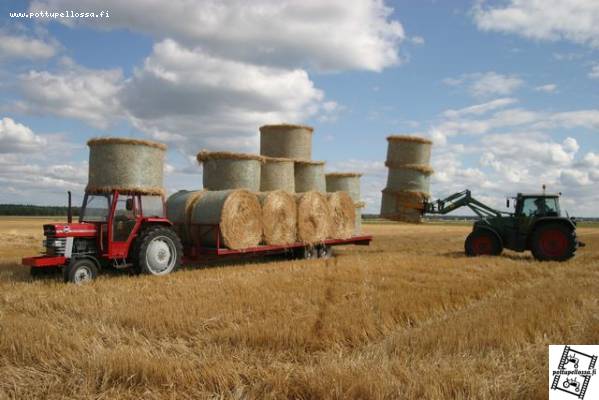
[0,217,597,399]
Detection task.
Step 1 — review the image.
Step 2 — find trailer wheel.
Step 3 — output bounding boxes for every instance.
[64,258,97,284]
[136,226,182,276]
[300,246,317,260]
[317,245,333,259]
[465,229,502,257]
[531,223,576,261]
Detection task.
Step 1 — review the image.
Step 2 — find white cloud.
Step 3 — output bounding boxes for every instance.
[18,63,124,129]
[410,36,425,45]
[442,97,517,119]
[30,0,405,72]
[534,83,557,93]
[589,64,599,80]
[473,0,599,48]
[0,117,47,153]
[121,39,327,153]
[443,72,524,98]
[0,32,58,61]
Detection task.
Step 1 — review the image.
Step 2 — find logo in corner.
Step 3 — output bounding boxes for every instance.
[549,345,598,399]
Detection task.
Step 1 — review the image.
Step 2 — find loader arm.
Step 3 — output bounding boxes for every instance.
[425,190,510,218]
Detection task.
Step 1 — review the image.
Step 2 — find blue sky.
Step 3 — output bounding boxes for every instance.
[0,0,597,215]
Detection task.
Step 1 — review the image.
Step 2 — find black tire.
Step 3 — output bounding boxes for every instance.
[135,225,182,276]
[317,245,333,259]
[530,223,576,261]
[465,229,502,257]
[63,258,98,284]
[299,246,317,260]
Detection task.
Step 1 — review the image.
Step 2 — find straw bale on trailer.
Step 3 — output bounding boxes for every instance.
[197,151,264,192]
[386,135,433,166]
[86,137,167,195]
[260,156,295,192]
[326,191,356,239]
[190,190,262,250]
[380,189,428,223]
[385,164,433,194]
[259,124,314,159]
[354,201,366,234]
[257,191,297,245]
[166,190,205,244]
[294,159,326,193]
[295,191,332,244]
[325,172,362,202]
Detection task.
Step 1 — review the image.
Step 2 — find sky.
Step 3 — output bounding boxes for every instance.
[0,0,597,216]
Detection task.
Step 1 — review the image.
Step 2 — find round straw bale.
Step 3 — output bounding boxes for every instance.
[190,190,262,249]
[257,190,297,245]
[354,201,366,235]
[197,151,264,192]
[86,137,166,195]
[295,191,332,244]
[260,124,314,159]
[166,190,205,244]
[385,164,433,195]
[325,172,362,202]
[326,192,355,239]
[386,135,433,166]
[260,156,295,192]
[380,189,427,223]
[294,159,326,192]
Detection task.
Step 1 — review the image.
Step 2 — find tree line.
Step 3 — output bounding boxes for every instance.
[0,204,81,216]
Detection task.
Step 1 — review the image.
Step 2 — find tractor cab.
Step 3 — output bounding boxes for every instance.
[513,193,561,218]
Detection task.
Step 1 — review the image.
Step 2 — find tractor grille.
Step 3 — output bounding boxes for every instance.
[44,237,67,256]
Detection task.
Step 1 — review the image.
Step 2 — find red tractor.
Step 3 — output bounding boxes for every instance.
[23,191,182,284]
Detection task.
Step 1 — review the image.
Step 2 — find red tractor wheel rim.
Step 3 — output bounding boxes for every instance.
[539,229,568,258]
[472,235,493,255]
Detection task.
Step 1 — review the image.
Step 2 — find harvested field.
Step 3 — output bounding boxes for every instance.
[0,216,598,399]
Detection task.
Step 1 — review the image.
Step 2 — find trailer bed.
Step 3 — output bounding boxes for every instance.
[182,234,372,263]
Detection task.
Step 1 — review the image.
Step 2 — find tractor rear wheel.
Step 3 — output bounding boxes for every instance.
[136,226,183,276]
[465,229,502,257]
[531,223,576,261]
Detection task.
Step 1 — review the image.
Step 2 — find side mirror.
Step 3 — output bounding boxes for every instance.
[506,198,510,208]
[126,198,134,211]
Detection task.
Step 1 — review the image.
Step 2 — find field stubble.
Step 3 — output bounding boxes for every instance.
[0,217,598,399]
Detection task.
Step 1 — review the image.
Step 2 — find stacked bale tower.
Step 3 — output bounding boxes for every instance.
[326,172,364,234]
[87,137,167,195]
[380,135,433,223]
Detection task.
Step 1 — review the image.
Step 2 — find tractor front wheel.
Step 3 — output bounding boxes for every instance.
[465,229,502,257]
[531,223,576,261]
[64,258,97,284]
[136,226,183,276]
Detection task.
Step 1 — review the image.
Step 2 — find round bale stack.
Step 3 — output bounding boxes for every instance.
[380,135,433,223]
[326,191,355,239]
[87,137,166,195]
[326,172,363,234]
[166,190,205,244]
[295,191,332,244]
[295,159,326,192]
[197,151,264,192]
[258,190,297,245]
[260,156,295,192]
[190,190,262,250]
[259,124,313,159]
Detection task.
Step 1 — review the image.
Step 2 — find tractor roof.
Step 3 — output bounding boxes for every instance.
[517,193,560,198]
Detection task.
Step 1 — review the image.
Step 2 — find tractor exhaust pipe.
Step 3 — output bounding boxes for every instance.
[67,191,72,223]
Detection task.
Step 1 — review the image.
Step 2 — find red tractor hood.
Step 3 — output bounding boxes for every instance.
[43,223,97,238]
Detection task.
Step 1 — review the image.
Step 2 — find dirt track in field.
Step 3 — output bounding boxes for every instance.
[0,217,598,399]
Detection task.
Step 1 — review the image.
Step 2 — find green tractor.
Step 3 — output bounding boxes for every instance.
[424,189,584,261]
